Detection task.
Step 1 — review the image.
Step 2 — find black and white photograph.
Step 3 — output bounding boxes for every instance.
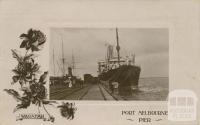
[1,0,200,125]
[49,28,169,101]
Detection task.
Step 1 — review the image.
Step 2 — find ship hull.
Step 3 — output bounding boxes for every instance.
[99,65,141,95]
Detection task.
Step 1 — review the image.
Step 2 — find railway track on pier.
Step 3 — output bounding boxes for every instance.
[50,84,118,100]
[98,84,106,100]
[79,84,117,100]
[50,85,89,100]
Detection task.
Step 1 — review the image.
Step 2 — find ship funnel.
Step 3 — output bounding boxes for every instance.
[68,67,73,76]
[107,44,114,60]
[132,54,135,65]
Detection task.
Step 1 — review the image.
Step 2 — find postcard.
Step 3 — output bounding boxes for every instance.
[0,0,199,125]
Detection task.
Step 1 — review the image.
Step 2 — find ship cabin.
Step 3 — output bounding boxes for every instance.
[98,56,135,74]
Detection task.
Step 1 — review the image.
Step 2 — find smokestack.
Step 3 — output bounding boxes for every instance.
[68,67,73,76]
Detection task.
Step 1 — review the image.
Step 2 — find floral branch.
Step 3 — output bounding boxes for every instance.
[4,28,77,122]
[4,28,56,122]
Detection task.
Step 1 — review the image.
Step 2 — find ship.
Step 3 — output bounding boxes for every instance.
[98,28,141,95]
[50,34,82,87]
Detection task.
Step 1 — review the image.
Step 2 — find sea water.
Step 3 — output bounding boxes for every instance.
[123,77,169,101]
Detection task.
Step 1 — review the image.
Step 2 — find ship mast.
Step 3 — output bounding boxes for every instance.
[61,34,65,76]
[116,28,121,66]
[71,51,83,77]
[72,50,75,75]
[53,48,56,76]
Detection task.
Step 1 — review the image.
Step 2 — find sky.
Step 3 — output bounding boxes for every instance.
[50,28,168,78]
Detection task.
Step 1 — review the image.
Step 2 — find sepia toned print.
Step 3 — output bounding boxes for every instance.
[49,28,169,101]
[3,28,77,123]
[0,0,200,125]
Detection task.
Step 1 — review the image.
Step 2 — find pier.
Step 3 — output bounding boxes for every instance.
[50,83,119,100]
